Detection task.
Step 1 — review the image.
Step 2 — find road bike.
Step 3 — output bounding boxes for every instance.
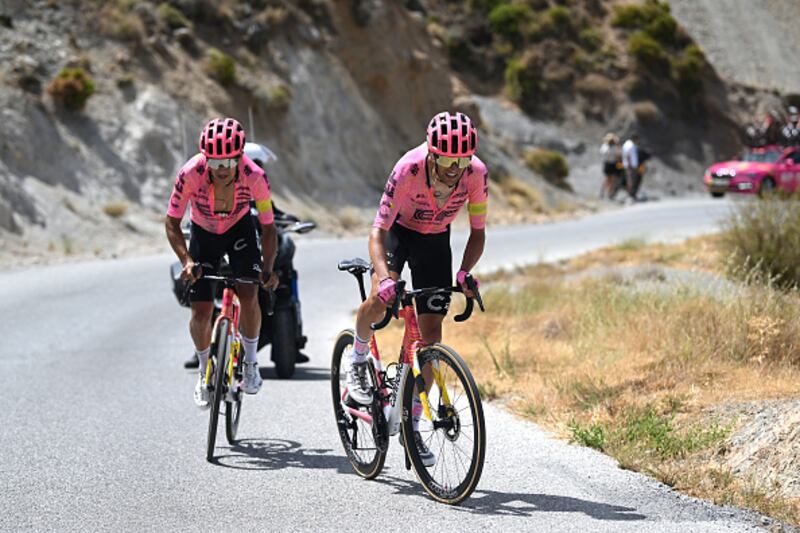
[190,270,272,462]
[331,258,486,504]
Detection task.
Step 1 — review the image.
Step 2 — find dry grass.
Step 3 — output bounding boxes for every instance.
[371,235,800,524]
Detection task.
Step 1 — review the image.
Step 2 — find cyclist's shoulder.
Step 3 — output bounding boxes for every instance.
[390,143,428,179]
[239,154,267,183]
[177,153,207,180]
[464,156,489,185]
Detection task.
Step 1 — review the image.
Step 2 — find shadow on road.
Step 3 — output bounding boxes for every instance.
[258,366,330,381]
[376,475,646,521]
[213,438,351,473]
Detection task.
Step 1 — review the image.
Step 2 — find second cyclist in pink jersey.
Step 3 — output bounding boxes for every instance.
[346,111,489,465]
[165,117,279,409]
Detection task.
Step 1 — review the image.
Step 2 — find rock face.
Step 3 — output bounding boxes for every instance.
[669,0,800,94]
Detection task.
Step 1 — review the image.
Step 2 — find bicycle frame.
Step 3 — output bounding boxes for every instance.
[341,301,452,437]
[204,286,242,391]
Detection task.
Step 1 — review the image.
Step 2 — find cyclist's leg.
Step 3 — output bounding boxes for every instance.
[353,223,407,347]
[407,227,452,456]
[227,215,263,393]
[188,222,223,368]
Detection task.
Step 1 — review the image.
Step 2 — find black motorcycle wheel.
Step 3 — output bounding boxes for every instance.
[272,308,297,379]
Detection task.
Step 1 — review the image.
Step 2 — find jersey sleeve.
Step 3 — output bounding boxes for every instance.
[166,159,198,219]
[247,163,274,225]
[372,165,405,231]
[467,164,488,230]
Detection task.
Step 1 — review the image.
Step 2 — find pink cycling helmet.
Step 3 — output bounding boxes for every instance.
[426,111,478,157]
[199,117,246,158]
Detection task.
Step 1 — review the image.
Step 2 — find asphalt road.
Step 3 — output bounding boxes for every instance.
[0,198,770,532]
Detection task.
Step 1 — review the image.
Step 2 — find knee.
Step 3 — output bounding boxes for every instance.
[191,306,213,325]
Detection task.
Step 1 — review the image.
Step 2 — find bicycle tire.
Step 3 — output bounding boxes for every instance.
[401,343,486,505]
[330,329,386,479]
[272,308,296,379]
[206,318,230,462]
[225,341,242,444]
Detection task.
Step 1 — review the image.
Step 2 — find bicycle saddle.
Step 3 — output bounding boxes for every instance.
[338,258,371,274]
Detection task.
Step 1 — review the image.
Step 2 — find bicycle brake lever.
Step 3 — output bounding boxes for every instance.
[466,275,485,313]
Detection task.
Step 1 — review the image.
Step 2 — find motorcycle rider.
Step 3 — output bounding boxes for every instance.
[166,117,278,408]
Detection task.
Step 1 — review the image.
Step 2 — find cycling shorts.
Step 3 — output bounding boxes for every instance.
[188,215,261,302]
[385,222,452,315]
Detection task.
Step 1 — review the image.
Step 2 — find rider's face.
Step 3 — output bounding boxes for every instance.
[432,156,467,186]
[209,166,235,185]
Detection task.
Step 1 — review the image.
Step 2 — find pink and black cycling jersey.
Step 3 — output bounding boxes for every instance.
[166,153,274,234]
[373,143,488,234]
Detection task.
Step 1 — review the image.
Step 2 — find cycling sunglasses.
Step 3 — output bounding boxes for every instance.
[434,154,472,169]
[207,157,239,170]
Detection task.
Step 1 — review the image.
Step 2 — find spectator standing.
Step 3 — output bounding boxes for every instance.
[622,133,640,201]
[599,133,621,199]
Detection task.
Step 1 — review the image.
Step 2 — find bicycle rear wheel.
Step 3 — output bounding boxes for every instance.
[206,318,230,462]
[401,343,486,504]
[330,329,386,479]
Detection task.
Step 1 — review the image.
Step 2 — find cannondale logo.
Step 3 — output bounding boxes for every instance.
[426,294,449,312]
[233,238,247,251]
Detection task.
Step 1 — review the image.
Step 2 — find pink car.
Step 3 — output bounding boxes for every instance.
[704,145,800,197]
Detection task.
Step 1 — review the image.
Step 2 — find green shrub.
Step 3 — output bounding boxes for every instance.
[468,0,504,14]
[721,199,800,289]
[545,6,574,36]
[645,12,677,45]
[206,48,236,86]
[671,44,705,98]
[504,52,545,109]
[579,27,603,52]
[47,67,96,111]
[525,148,570,187]
[612,0,669,28]
[256,84,292,112]
[628,31,668,74]
[488,3,533,39]
[157,2,192,29]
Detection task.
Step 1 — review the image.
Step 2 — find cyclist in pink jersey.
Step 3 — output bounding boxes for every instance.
[165,117,279,409]
[345,111,488,466]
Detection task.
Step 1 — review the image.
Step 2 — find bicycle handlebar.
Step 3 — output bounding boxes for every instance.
[184,265,275,316]
[370,276,485,330]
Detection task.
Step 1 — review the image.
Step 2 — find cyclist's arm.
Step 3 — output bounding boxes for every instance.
[368,227,391,281]
[459,227,485,273]
[165,215,191,266]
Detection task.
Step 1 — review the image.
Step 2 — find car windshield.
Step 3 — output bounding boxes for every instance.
[741,151,782,163]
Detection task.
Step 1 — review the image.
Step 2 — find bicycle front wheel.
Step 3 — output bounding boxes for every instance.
[206,318,230,462]
[330,329,386,479]
[225,361,242,445]
[401,343,486,505]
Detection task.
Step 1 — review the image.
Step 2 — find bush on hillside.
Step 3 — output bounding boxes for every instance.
[525,148,570,189]
[671,44,705,99]
[206,48,236,86]
[545,6,574,36]
[578,27,603,52]
[488,3,533,40]
[721,198,800,289]
[505,52,545,110]
[47,67,96,111]
[628,31,669,74]
[157,3,192,29]
[612,1,677,45]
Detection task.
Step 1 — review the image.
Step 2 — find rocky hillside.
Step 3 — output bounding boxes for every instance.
[0,0,783,266]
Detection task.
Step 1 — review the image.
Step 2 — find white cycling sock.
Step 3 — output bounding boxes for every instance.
[412,395,423,431]
[197,346,211,373]
[242,335,259,363]
[352,334,370,364]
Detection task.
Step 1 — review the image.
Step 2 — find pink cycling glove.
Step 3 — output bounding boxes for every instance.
[377,277,397,304]
[456,269,480,291]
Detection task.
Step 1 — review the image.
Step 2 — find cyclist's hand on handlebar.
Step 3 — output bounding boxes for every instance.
[260,270,279,290]
[182,260,201,283]
[457,269,480,298]
[377,277,397,306]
